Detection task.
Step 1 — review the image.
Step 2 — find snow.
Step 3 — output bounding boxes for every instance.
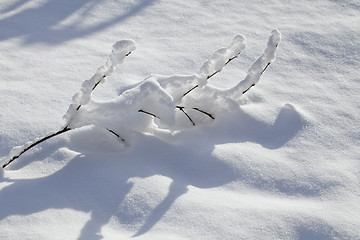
[1,0,360,239]
[64,39,136,126]
[196,34,246,87]
[60,30,278,139]
[226,29,280,100]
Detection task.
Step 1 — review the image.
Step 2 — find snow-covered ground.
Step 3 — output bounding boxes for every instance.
[0,0,359,239]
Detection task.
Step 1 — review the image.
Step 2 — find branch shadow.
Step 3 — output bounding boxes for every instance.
[0,103,316,239]
[0,0,30,14]
[0,0,156,45]
[132,181,188,237]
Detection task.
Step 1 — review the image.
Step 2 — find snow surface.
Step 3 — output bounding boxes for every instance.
[1,0,360,239]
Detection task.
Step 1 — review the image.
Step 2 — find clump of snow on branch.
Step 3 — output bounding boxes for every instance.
[69,78,176,137]
[196,34,246,87]
[64,40,136,127]
[226,29,281,100]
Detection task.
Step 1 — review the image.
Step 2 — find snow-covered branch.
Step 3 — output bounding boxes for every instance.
[226,29,281,100]
[1,40,135,168]
[64,40,136,127]
[1,30,281,169]
[182,34,246,97]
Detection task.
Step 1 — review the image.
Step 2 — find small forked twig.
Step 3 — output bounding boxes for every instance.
[176,106,195,126]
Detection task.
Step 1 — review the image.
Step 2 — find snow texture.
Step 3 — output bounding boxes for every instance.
[0,1,359,240]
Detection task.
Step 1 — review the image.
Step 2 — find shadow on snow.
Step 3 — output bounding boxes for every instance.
[0,103,324,239]
[0,0,156,45]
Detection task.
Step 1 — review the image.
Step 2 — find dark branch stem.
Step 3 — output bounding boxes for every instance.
[192,107,215,119]
[176,106,195,126]
[243,59,273,95]
[3,52,133,168]
[106,128,125,142]
[182,85,199,98]
[92,75,107,91]
[138,109,160,119]
[182,54,240,98]
[2,127,71,168]
[242,83,255,94]
[70,74,107,122]
[75,52,132,116]
[260,62,271,75]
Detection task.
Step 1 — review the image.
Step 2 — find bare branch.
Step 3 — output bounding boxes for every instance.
[106,128,125,142]
[176,106,195,126]
[3,50,134,168]
[2,127,71,168]
[138,109,160,119]
[192,107,215,119]
[182,55,241,98]
[182,85,199,98]
[260,62,271,75]
[73,52,133,116]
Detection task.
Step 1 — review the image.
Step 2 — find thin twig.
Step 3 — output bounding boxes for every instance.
[182,85,199,98]
[260,62,271,75]
[176,106,195,126]
[259,43,278,77]
[2,127,71,168]
[106,128,125,142]
[243,58,273,95]
[182,54,240,98]
[138,109,160,119]
[92,75,107,90]
[75,52,132,116]
[242,83,255,94]
[192,107,215,119]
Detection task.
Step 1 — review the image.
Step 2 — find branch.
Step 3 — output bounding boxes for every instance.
[182,54,242,98]
[138,109,160,119]
[225,30,281,100]
[2,44,135,168]
[70,51,133,117]
[176,106,195,126]
[192,107,215,119]
[181,35,246,99]
[2,127,71,168]
[242,61,272,95]
[106,128,125,142]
